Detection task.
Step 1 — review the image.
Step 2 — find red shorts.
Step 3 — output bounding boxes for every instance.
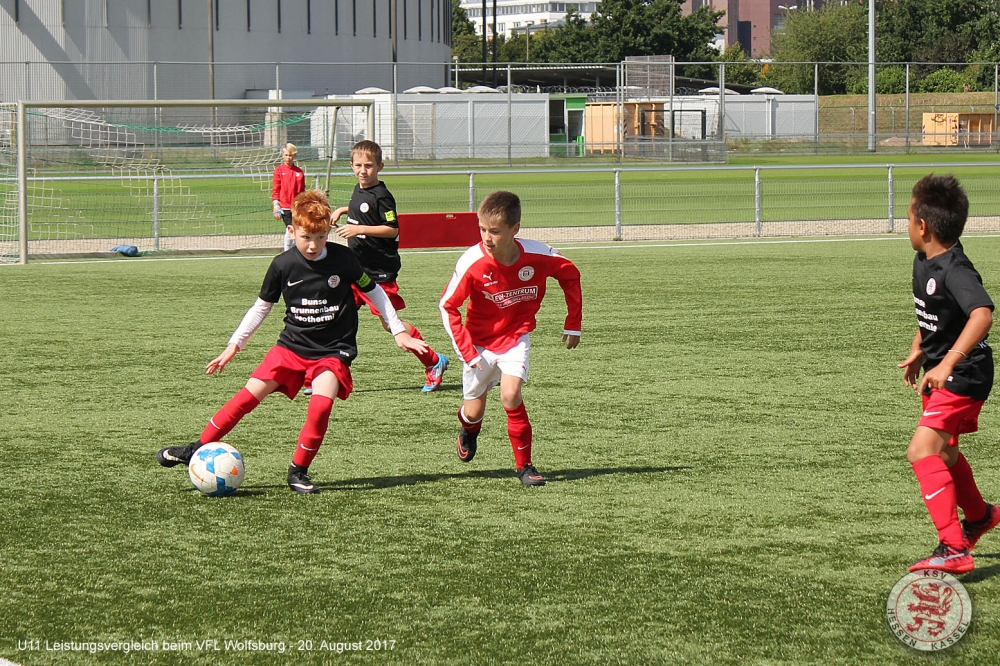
[919,387,984,446]
[250,346,353,401]
[352,281,406,316]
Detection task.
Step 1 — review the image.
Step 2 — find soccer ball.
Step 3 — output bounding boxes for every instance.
[188,442,245,497]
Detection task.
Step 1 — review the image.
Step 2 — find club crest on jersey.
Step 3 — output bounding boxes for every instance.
[360,202,370,213]
[926,278,937,295]
[518,266,535,281]
[328,275,341,288]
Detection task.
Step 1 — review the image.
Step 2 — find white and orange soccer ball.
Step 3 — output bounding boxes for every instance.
[188,442,245,497]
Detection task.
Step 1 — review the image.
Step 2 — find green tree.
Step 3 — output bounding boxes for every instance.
[877,0,982,67]
[451,0,484,63]
[917,67,970,92]
[515,11,597,63]
[453,0,724,66]
[716,44,761,88]
[771,0,1000,94]
[769,3,869,94]
[588,0,723,63]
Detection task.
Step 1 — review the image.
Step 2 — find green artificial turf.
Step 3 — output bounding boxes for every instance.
[2,237,1000,664]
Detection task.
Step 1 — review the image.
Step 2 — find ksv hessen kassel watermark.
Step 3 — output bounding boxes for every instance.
[886,569,972,651]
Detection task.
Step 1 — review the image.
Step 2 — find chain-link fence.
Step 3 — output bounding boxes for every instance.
[2,59,998,165]
[5,160,1000,262]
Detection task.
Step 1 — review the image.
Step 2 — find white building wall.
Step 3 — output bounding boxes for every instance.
[0,0,451,101]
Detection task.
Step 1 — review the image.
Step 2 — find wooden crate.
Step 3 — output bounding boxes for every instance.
[922,112,996,147]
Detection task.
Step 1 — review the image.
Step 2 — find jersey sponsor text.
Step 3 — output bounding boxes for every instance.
[482,286,539,308]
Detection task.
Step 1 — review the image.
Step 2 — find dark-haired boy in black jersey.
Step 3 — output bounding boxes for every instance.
[332,140,449,392]
[898,174,999,573]
[156,189,428,494]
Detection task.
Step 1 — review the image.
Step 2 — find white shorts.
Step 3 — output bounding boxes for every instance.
[462,334,530,400]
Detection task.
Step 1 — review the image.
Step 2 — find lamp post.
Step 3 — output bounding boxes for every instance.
[777,4,797,28]
[868,0,876,152]
[207,0,215,101]
[453,55,459,88]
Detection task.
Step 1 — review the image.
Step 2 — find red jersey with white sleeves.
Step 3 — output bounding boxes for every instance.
[440,238,582,364]
[272,163,305,208]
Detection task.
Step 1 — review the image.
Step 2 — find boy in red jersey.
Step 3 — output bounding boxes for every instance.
[439,191,582,486]
[898,174,999,573]
[157,189,427,494]
[272,143,305,252]
[333,140,448,392]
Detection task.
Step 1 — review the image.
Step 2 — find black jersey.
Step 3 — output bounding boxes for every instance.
[913,241,995,400]
[259,244,376,363]
[345,181,401,283]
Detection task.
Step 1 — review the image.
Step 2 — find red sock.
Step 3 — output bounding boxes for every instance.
[200,388,260,443]
[459,406,483,434]
[292,395,334,468]
[912,455,964,549]
[505,403,532,469]
[408,326,439,367]
[951,453,988,523]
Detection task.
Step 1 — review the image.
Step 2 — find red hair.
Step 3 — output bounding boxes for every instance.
[291,190,332,234]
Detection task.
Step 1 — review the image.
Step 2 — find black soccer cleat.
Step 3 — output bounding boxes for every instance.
[517,464,546,487]
[287,464,320,494]
[457,428,478,463]
[963,503,1000,551]
[157,440,204,468]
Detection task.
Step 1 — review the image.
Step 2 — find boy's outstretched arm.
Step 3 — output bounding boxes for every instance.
[336,224,398,240]
[207,343,239,375]
[331,206,349,225]
[362,282,429,355]
[919,306,993,393]
[205,298,275,375]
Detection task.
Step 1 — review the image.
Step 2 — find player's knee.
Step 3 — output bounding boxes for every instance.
[499,390,523,410]
[907,439,940,464]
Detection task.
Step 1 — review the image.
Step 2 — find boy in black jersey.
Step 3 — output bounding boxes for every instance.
[898,174,998,573]
[332,140,449,392]
[156,189,428,494]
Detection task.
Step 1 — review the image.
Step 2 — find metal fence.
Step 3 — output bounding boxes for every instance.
[4,162,1000,263]
[2,59,999,162]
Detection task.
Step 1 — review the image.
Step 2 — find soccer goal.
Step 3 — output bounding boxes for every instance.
[1,98,375,264]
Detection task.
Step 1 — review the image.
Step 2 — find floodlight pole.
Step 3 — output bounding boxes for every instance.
[207,0,215,99]
[481,0,487,84]
[492,0,498,87]
[867,0,876,152]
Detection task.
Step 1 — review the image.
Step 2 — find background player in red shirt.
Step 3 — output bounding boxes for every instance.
[898,174,999,573]
[157,189,427,494]
[332,140,449,392]
[440,190,582,486]
[272,143,305,252]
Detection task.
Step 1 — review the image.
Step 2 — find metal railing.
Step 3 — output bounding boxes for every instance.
[4,161,999,263]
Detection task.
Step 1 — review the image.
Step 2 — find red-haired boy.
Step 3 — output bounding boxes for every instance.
[158,189,427,493]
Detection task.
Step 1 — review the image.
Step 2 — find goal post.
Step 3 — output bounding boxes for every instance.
[4,98,375,264]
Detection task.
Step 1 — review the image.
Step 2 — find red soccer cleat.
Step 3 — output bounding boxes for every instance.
[909,543,974,574]
[422,354,449,393]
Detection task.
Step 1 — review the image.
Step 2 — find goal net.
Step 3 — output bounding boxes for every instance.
[1,99,374,264]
